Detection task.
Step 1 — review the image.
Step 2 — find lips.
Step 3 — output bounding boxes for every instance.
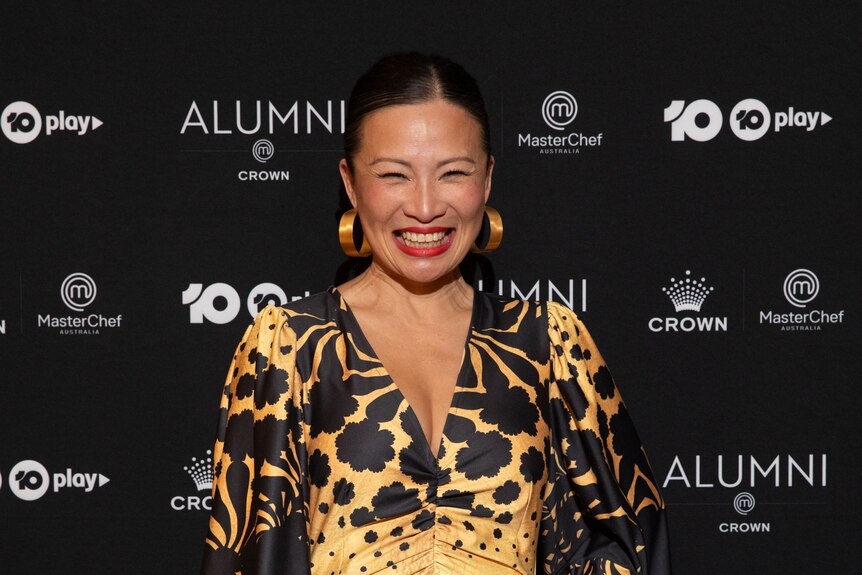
[393,227,455,257]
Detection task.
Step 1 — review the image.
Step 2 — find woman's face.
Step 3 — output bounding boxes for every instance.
[340,99,494,287]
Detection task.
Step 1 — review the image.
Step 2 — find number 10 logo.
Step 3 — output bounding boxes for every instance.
[665,98,771,142]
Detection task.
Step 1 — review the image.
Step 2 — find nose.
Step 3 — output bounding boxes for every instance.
[402,177,447,223]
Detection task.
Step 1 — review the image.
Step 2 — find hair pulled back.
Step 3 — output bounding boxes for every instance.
[343,52,491,170]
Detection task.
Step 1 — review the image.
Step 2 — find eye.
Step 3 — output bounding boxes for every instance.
[442,169,469,178]
[379,171,408,180]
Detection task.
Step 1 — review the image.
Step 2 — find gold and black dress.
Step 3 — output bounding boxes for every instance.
[201,287,670,574]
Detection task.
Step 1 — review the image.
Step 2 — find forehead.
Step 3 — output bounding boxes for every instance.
[356,99,484,159]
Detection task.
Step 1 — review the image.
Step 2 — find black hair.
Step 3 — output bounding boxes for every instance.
[343,52,491,169]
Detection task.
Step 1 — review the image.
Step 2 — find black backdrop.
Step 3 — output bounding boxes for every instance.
[1,2,859,573]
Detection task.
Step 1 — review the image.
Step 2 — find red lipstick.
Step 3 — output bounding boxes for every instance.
[393,228,455,257]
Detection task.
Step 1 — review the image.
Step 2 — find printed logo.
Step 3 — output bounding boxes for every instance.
[171,450,214,511]
[774,107,832,131]
[183,282,311,324]
[247,282,288,317]
[2,101,103,144]
[518,90,603,155]
[9,460,50,501]
[180,100,315,183]
[662,271,714,312]
[664,99,723,142]
[649,270,727,332]
[37,273,122,335]
[252,138,275,163]
[733,492,755,515]
[783,268,819,308]
[666,98,832,142]
[2,101,42,144]
[61,272,97,312]
[183,282,241,325]
[180,99,346,136]
[542,91,578,130]
[477,278,588,312]
[238,140,290,181]
[729,99,771,141]
[7,459,109,501]
[185,450,214,492]
[760,269,843,331]
[662,453,827,534]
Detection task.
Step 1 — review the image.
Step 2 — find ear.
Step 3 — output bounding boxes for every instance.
[483,154,495,203]
[339,158,357,208]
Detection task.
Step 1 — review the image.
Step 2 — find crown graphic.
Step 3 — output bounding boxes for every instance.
[184,450,214,492]
[662,270,714,312]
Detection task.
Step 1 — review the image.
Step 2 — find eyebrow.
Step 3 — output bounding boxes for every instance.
[369,156,477,168]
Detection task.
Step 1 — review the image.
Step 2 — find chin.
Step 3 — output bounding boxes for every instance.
[394,257,464,286]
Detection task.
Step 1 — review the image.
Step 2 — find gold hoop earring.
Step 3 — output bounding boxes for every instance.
[338,209,372,257]
[471,206,503,253]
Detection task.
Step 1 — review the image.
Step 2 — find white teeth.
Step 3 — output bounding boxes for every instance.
[399,230,450,248]
[400,230,447,242]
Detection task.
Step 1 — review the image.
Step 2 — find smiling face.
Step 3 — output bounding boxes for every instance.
[339,98,494,288]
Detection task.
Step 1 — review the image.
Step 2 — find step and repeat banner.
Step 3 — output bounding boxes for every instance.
[1,3,858,573]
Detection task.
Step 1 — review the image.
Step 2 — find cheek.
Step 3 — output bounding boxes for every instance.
[460,184,488,219]
[355,186,398,223]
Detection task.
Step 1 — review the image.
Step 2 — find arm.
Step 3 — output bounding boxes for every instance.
[201,305,311,575]
[539,302,671,574]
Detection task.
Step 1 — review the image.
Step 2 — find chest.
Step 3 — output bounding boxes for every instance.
[296,294,553,477]
[353,312,471,450]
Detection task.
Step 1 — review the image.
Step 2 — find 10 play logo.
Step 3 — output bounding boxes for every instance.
[5,459,110,501]
[665,98,831,142]
[2,101,103,144]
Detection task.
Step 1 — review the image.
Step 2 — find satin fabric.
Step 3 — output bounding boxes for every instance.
[201,288,670,574]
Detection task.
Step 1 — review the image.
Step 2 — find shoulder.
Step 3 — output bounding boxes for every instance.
[231,290,328,358]
[546,300,587,336]
[546,301,611,373]
[245,289,335,337]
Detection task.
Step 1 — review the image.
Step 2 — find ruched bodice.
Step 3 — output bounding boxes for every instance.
[201,288,670,574]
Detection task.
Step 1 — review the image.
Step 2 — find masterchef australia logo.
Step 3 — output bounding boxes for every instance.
[648,270,728,332]
[516,90,605,155]
[662,453,828,533]
[36,273,123,335]
[759,269,845,332]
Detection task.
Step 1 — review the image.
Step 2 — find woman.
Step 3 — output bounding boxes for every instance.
[201,53,671,574]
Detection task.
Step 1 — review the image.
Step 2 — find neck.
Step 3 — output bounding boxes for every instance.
[338,261,474,316]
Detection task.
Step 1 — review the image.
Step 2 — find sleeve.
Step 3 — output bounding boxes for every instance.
[201,305,311,575]
[539,302,671,575]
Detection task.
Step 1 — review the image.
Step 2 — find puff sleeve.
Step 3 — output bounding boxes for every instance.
[540,303,671,574]
[201,305,310,575]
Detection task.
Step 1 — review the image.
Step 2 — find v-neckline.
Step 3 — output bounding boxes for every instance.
[330,285,480,466]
